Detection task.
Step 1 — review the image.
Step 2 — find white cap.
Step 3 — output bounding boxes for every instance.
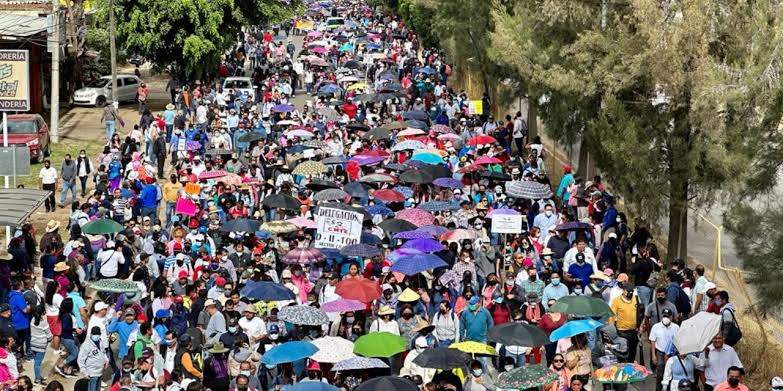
[94,301,109,312]
[204,299,217,307]
[608,232,617,239]
[771,377,783,388]
[382,283,393,292]
[414,336,428,348]
[702,282,717,292]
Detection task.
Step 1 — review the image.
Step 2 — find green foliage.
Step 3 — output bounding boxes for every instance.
[235,0,305,27]
[82,27,127,78]
[396,0,437,48]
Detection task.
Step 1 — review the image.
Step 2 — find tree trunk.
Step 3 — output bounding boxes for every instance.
[666,95,693,266]
[527,101,538,139]
[666,173,689,265]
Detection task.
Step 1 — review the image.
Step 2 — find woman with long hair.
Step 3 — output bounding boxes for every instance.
[55,297,80,377]
[544,353,572,391]
[44,280,63,352]
[30,305,52,385]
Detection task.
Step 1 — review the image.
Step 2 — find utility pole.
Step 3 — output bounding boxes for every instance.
[109,0,118,103]
[50,0,60,143]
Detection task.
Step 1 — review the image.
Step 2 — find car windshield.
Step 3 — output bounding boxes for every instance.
[3,120,37,134]
[327,18,344,25]
[86,78,109,88]
[224,80,251,89]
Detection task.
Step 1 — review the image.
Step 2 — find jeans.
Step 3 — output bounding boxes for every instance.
[105,120,115,141]
[62,338,78,364]
[16,327,31,357]
[138,100,147,114]
[60,180,77,205]
[42,183,56,211]
[88,376,101,391]
[141,206,158,223]
[636,286,652,311]
[164,201,176,228]
[33,351,45,381]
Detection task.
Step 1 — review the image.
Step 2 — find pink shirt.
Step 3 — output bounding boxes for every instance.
[714,383,749,391]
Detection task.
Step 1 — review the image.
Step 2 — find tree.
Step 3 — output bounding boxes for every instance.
[488,0,783,262]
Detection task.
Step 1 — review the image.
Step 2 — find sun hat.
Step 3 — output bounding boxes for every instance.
[398,288,420,302]
[94,301,109,312]
[46,220,61,232]
[209,342,229,354]
[54,262,69,272]
[378,305,395,316]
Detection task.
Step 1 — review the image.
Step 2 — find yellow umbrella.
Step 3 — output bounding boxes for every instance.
[296,20,315,30]
[347,82,368,91]
[449,341,498,356]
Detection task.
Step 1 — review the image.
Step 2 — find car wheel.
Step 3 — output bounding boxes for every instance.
[96,96,107,107]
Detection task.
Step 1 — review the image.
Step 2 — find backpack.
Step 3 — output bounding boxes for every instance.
[670,284,691,316]
[722,308,743,346]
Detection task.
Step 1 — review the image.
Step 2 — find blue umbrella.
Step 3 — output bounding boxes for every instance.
[417,66,436,75]
[366,204,394,217]
[273,104,295,113]
[361,231,382,245]
[338,43,355,52]
[316,247,343,260]
[403,110,429,122]
[340,243,382,258]
[290,383,340,391]
[319,84,343,94]
[322,155,348,164]
[391,254,448,275]
[401,238,444,253]
[261,341,318,365]
[410,153,444,165]
[406,119,428,130]
[419,200,459,212]
[433,177,463,189]
[549,319,604,342]
[393,230,434,240]
[393,186,413,198]
[240,281,296,301]
[416,225,450,237]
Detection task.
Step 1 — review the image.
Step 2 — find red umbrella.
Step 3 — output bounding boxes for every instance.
[467,135,497,146]
[372,189,405,202]
[335,278,381,302]
[475,156,503,165]
[199,170,229,180]
[459,163,485,173]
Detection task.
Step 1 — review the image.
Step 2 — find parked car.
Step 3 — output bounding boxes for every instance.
[0,114,50,162]
[73,74,143,107]
[222,77,255,99]
[325,17,345,30]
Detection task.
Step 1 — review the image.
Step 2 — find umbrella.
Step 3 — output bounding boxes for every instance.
[346,122,370,132]
[307,179,342,190]
[430,124,453,133]
[366,204,394,217]
[506,181,554,199]
[393,185,413,198]
[283,248,326,265]
[412,347,469,369]
[319,84,343,94]
[343,60,361,69]
[440,228,477,242]
[340,243,381,258]
[240,281,296,301]
[399,169,434,184]
[81,218,124,234]
[497,365,560,390]
[372,189,405,202]
[261,341,318,365]
[401,237,443,253]
[397,127,426,137]
[363,127,392,141]
[378,218,417,234]
[262,193,302,210]
[488,322,551,347]
[406,119,429,130]
[279,305,330,326]
[391,140,426,151]
[260,221,298,234]
[403,110,429,121]
[185,140,201,151]
[286,129,314,139]
[321,299,366,313]
[450,341,498,356]
[353,332,407,357]
[303,140,329,149]
[289,383,339,391]
[391,254,447,275]
[417,225,450,237]
[550,319,604,342]
[393,230,433,240]
[360,173,397,183]
[293,161,328,176]
[286,217,317,229]
[480,170,512,181]
[361,231,382,245]
[467,135,497,146]
[593,363,653,384]
[383,163,409,171]
[555,221,594,231]
[437,133,462,142]
[335,278,381,302]
[381,121,407,130]
[549,295,614,318]
[417,66,436,75]
[475,156,503,165]
[410,152,444,165]
[272,104,295,113]
[351,155,386,166]
[88,279,140,293]
[433,177,463,189]
[419,200,459,212]
[238,132,266,143]
[331,357,389,371]
[198,170,228,180]
[314,188,350,202]
[355,377,418,391]
[396,208,435,227]
[310,336,356,363]
[219,173,243,186]
[220,218,262,233]
[673,311,721,354]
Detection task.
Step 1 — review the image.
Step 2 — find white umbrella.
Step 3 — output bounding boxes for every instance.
[673,311,721,354]
[310,336,356,363]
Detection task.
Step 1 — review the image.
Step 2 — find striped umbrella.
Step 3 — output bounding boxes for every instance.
[293,160,328,176]
[283,247,326,264]
[391,140,426,151]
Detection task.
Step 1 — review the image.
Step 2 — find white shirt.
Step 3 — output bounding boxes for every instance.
[45,293,63,316]
[649,321,679,352]
[39,166,58,184]
[96,249,125,278]
[87,313,113,348]
[697,344,742,386]
[369,319,400,335]
[562,247,597,271]
[239,316,266,349]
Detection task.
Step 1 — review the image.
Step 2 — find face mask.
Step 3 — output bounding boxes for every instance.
[576,258,585,264]
[402,312,413,319]
[440,307,448,314]
[544,210,553,217]
[528,274,536,281]
[225,291,232,298]
[468,304,478,311]
[487,280,497,286]
[269,333,279,340]
[91,335,101,343]
[552,278,560,286]
[714,298,723,306]
[472,368,483,377]
[294,270,302,276]
[625,292,634,299]
[240,370,252,376]
[415,346,424,353]
[177,260,184,266]
[727,378,740,387]
[228,326,238,333]
[656,297,666,304]
[504,365,514,371]
[662,317,672,326]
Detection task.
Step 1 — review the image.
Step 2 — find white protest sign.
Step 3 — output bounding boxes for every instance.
[314,207,363,249]
[491,214,524,234]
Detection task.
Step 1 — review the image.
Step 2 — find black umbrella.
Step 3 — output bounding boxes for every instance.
[261,193,302,210]
[406,119,428,130]
[346,122,371,132]
[306,179,341,191]
[399,169,435,184]
[555,221,592,231]
[316,202,372,222]
[480,170,512,181]
[238,132,265,143]
[362,127,392,141]
[355,376,418,391]
[403,110,429,122]
[488,322,551,347]
[380,121,407,131]
[419,164,452,180]
[343,60,361,69]
[412,347,469,370]
[383,163,409,172]
[205,148,232,156]
[343,182,369,197]
[378,218,417,234]
[220,218,262,233]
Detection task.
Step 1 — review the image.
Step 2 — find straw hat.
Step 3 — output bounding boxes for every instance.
[0,253,12,261]
[590,271,610,282]
[397,288,420,302]
[209,342,229,354]
[412,319,434,334]
[45,220,61,233]
[54,262,69,272]
[378,305,395,316]
[166,103,175,110]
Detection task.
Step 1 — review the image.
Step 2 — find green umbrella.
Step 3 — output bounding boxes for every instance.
[497,364,559,390]
[81,218,124,235]
[549,295,614,318]
[353,332,407,358]
[89,278,140,293]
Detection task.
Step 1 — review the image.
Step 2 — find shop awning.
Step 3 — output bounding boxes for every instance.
[0,188,50,226]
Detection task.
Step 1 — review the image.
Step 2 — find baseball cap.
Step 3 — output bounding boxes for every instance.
[661,308,673,317]
[468,296,480,306]
[771,376,783,389]
[94,301,109,312]
[617,273,629,283]
[178,270,189,279]
[204,299,217,308]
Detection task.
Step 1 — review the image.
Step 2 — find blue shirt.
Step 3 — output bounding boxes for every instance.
[8,291,29,330]
[140,184,158,208]
[68,292,87,329]
[568,262,594,288]
[164,109,175,125]
[557,173,574,201]
[459,307,494,343]
[542,283,570,309]
[107,317,139,359]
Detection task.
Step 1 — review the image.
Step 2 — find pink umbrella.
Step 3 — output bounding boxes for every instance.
[430,124,453,134]
[437,133,461,142]
[395,208,435,227]
[283,247,326,265]
[287,216,317,229]
[440,228,477,242]
[475,156,502,165]
[321,299,367,313]
[307,31,323,38]
[219,173,243,186]
[311,46,328,54]
[371,189,405,202]
[397,128,426,137]
[198,170,228,180]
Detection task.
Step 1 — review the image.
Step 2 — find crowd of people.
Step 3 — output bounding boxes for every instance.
[0,0,776,391]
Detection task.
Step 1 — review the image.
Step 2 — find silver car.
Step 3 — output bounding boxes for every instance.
[73,74,143,106]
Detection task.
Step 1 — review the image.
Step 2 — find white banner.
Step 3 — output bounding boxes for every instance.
[314,207,363,249]
[491,214,524,234]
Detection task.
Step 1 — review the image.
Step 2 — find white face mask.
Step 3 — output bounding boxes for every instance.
[662,317,672,326]
[504,365,514,371]
[544,210,553,217]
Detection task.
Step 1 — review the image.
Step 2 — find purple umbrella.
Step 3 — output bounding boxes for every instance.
[350,155,386,166]
[416,225,450,237]
[391,254,448,275]
[185,140,201,151]
[386,248,423,262]
[283,248,326,265]
[273,104,295,113]
[401,238,444,253]
[486,208,521,218]
[321,299,367,313]
[433,177,463,189]
[393,230,433,240]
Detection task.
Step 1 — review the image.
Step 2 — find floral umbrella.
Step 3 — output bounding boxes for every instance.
[321,299,367,313]
[283,248,326,265]
[278,305,330,326]
[396,208,435,227]
[497,364,559,390]
[440,228,476,242]
[331,357,389,371]
[311,336,356,363]
[198,170,228,180]
[286,216,317,229]
[372,189,405,202]
[593,363,653,384]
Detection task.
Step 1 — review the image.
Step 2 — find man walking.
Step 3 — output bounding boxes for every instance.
[100,102,123,142]
[38,159,57,212]
[59,154,78,208]
[137,82,150,114]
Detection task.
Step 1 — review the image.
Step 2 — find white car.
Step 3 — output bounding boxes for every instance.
[73,75,143,106]
[222,77,255,99]
[325,17,345,30]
